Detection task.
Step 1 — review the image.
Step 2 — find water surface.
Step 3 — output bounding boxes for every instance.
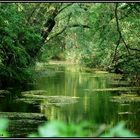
[34,63,140,135]
[0,62,140,136]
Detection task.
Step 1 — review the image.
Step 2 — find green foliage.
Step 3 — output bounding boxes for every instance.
[28,120,90,137]
[28,120,138,137]
[40,36,65,62]
[101,121,138,137]
[0,3,42,84]
[0,118,138,137]
[43,3,140,84]
[0,3,140,85]
[0,118,9,137]
[0,64,33,83]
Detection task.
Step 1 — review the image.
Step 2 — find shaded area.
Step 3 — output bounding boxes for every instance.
[0,112,47,137]
[0,90,47,137]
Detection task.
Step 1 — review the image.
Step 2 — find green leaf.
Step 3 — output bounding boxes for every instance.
[0,118,9,131]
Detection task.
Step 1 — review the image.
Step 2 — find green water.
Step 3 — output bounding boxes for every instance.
[34,63,140,135]
[0,62,140,136]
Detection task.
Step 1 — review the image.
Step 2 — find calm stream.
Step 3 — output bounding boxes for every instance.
[0,62,140,137]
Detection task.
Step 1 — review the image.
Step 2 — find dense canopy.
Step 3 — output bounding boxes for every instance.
[0,3,140,86]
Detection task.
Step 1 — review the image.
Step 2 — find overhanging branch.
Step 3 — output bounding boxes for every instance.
[112,36,121,64]
[57,4,73,15]
[69,24,90,28]
[47,23,90,42]
[115,3,140,54]
[115,3,130,54]
[47,13,72,41]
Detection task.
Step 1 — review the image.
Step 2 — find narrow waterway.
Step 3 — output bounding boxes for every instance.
[34,62,140,135]
[0,61,140,137]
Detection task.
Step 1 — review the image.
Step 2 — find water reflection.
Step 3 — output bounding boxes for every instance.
[1,64,139,136]
[35,64,140,135]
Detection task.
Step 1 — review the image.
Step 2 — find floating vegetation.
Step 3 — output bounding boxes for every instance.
[120,103,130,106]
[109,81,130,86]
[0,112,47,137]
[84,73,121,78]
[21,90,47,95]
[42,102,76,107]
[22,94,48,99]
[84,87,140,92]
[41,96,79,107]
[0,112,47,121]
[110,94,140,103]
[19,91,79,107]
[118,112,134,115]
[0,90,11,98]
[94,71,109,74]
[14,98,42,105]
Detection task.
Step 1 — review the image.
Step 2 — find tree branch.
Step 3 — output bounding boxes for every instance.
[26,3,41,24]
[68,24,90,28]
[127,46,140,52]
[115,3,130,54]
[115,3,140,54]
[47,13,72,41]
[57,4,73,15]
[112,35,121,64]
[129,3,140,13]
[48,23,90,42]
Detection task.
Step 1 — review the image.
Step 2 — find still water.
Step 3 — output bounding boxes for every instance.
[34,62,140,135]
[0,62,140,136]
